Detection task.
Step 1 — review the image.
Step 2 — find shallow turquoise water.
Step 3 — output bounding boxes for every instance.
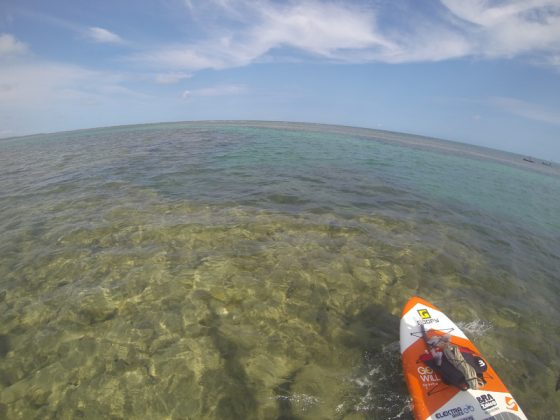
[0,121,559,419]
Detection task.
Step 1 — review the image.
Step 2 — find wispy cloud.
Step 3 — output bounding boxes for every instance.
[86,27,125,44]
[0,60,100,133]
[0,57,153,137]
[0,61,129,107]
[132,0,560,71]
[491,96,560,126]
[182,84,247,99]
[442,0,560,61]
[15,9,129,47]
[0,33,28,57]
[133,1,392,70]
[155,72,192,84]
[14,1,560,71]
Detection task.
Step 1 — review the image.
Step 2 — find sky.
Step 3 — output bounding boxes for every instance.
[1,0,560,161]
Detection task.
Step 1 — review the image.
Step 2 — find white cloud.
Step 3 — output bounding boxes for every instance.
[134,1,392,70]
[251,2,391,57]
[370,21,471,63]
[491,96,560,125]
[86,27,125,44]
[0,62,96,106]
[155,72,192,84]
[441,0,560,59]
[0,33,28,56]
[132,0,560,71]
[182,84,246,99]
[15,10,129,47]
[0,59,152,136]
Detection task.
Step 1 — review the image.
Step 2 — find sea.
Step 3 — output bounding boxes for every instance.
[0,121,559,419]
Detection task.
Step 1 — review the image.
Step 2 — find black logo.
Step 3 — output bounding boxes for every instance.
[476,394,497,411]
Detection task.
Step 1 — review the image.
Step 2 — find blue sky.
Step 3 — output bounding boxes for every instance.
[1,0,560,161]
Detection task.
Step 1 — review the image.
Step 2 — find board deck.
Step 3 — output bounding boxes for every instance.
[400,296,527,420]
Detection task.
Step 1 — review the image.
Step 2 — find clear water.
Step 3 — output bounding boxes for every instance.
[0,121,559,419]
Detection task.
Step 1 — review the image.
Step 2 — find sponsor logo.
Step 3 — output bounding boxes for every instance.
[435,405,475,418]
[416,366,440,389]
[505,396,519,411]
[476,394,497,411]
[418,309,432,319]
[417,365,440,387]
[415,309,439,325]
[416,318,440,325]
[417,366,434,375]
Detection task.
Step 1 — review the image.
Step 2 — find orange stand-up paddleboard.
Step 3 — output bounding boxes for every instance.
[400,296,527,419]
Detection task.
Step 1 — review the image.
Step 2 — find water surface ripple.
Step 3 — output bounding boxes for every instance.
[0,121,559,419]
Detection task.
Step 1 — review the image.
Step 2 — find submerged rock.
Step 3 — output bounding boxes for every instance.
[0,335,10,358]
[75,287,118,324]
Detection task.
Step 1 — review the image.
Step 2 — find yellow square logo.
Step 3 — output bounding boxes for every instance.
[417,309,431,319]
